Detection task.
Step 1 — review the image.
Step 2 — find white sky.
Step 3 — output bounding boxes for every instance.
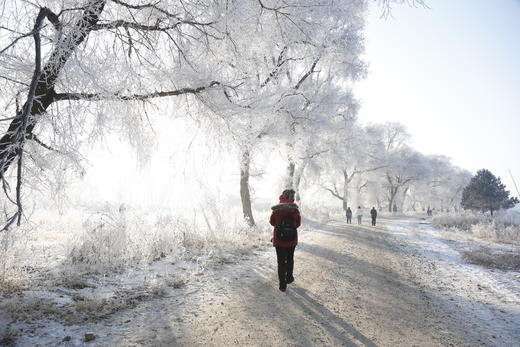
[357,0,520,196]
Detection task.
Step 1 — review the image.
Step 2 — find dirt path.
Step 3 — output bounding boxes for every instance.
[99,217,518,346]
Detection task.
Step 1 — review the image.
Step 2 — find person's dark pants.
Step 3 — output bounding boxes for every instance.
[275,246,296,285]
[371,217,376,226]
[346,216,351,224]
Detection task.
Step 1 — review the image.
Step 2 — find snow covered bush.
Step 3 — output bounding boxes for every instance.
[63,203,271,272]
[432,212,490,231]
[69,210,129,268]
[0,225,36,291]
[432,206,520,243]
[470,223,520,243]
[0,201,271,293]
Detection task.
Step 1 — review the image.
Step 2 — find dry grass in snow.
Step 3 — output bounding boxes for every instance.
[432,207,520,244]
[0,203,271,332]
[462,247,520,271]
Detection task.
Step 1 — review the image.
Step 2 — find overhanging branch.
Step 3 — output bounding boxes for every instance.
[53,81,220,102]
[26,133,62,153]
[93,19,214,32]
[323,184,343,201]
[110,0,179,18]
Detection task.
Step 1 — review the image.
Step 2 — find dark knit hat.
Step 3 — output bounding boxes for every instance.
[281,189,295,201]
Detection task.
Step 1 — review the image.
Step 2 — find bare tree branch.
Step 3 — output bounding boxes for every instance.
[26,133,61,153]
[260,46,287,87]
[110,0,180,18]
[294,58,319,90]
[0,74,29,86]
[323,184,343,201]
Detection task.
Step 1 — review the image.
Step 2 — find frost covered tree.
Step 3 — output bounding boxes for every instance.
[365,122,412,211]
[271,8,367,199]
[280,86,362,202]
[422,157,470,212]
[196,0,367,224]
[274,0,426,200]
[399,155,471,212]
[320,117,385,210]
[461,169,519,215]
[382,147,430,212]
[443,168,472,211]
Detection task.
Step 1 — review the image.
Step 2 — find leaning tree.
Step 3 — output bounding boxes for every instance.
[1,0,235,229]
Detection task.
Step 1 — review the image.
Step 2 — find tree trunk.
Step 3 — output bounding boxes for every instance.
[388,186,398,212]
[401,186,409,212]
[293,161,307,202]
[283,123,296,190]
[240,149,255,226]
[285,160,295,189]
[0,0,107,177]
[284,139,295,190]
[342,170,349,211]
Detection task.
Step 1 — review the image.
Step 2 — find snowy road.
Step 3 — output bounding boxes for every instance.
[47,217,520,346]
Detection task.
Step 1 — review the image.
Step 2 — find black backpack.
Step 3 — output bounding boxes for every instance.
[276,213,297,241]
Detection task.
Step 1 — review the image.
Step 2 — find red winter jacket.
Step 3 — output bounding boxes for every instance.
[269,196,301,247]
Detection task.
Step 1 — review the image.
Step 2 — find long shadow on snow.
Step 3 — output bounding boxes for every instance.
[297,240,440,317]
[298,219,510,345]
[287,286,379,347]
[234,260,377,346]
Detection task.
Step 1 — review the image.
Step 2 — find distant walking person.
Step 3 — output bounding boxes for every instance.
[355,206,363,225]
[270,189,301,292]
[370,207,378,226]
[345,207,352,224]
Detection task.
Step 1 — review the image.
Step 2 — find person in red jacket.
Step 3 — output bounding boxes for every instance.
[269,189,301,292]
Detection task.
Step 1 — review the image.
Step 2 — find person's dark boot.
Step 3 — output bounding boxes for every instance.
[286,275,294,284]
[279,282,287,292]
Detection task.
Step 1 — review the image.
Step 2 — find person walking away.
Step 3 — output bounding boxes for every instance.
[346,207,352,224]
[270,189,301,292]
[370,207,378,226]
[355,206,363,225]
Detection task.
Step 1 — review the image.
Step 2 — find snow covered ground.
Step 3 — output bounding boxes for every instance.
[1,215,519,346]
[380,217,520,344]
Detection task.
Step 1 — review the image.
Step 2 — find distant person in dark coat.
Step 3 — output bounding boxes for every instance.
[346,207,352,224]
[270,189,301,292]
[370,207,378,226]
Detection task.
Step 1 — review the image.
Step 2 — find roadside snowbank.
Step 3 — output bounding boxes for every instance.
[382,218,520,344]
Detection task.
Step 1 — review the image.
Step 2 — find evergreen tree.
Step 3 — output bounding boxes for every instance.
[461,169,519,215]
